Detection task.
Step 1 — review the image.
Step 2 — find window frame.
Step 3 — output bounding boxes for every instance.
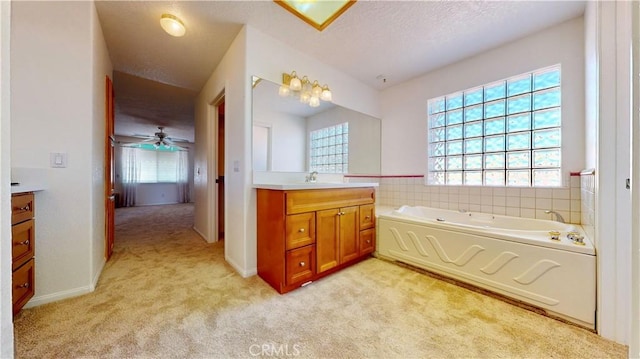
[427,65,562,187]
[308,122,349,174]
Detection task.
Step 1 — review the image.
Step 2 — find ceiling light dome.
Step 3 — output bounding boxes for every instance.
[160,14,186,37]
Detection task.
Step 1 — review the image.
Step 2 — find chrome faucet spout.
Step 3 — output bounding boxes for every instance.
[305,171,318,183]
[544,210,565,223]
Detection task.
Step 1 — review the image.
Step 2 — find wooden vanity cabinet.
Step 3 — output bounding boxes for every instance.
[11,192,36,315]
[257,187,375,294]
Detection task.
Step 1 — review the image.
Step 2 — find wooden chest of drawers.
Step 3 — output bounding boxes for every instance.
[11,192,35,315]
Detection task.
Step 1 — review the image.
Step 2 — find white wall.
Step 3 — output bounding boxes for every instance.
[193,24,247,260]
[11,1,112,307]
[380,17,585,181]
[194,24,380,276]
[0,1,12,356]
[593,1,633,345]
[584,3,598,169]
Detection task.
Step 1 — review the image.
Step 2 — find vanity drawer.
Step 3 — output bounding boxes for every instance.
[360,228,375,255]
[12,258,35,315]
[12,192,34,225]
[12,219,35,270]
[285,212,315,250]
[359,204,375,230]
[286,245,315,286]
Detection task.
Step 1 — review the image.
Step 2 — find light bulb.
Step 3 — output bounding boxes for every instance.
[301,76,312,95]
[300,92,311,104]
[311,81,322,97]
[160,14,186,37]
[309,96,320,107]
[289,72,302,91]
[320,85,332,102]
[278,84,290,97]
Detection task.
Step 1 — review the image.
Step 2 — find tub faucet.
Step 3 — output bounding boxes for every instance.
[305,171,318,183]
[544,210,565,223]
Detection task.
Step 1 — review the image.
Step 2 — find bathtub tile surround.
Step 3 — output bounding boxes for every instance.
[364,174,582,224]
[580,169,596,241]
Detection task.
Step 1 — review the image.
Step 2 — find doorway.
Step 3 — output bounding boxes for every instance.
[216,98,225,241]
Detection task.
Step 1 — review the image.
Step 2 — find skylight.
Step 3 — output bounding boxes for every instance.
[274,0,356,31]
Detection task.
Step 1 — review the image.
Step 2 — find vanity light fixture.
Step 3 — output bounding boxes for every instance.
[160,14,186,37]
[279,71,332,108]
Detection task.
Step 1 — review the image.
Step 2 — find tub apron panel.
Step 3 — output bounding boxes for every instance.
[377,217,596,329]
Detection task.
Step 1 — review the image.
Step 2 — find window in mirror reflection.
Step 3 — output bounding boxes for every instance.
[309,122,349,173]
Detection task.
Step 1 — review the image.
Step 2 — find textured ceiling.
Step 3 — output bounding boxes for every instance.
[95,1,586,141]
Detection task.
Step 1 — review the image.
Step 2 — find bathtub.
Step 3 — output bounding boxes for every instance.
[377,205,596,329]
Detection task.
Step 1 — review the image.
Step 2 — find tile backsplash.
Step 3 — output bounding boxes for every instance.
[348,174,582,224]
[580,169,595,240]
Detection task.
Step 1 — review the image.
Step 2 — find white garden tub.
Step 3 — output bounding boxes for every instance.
[377,205,596,329]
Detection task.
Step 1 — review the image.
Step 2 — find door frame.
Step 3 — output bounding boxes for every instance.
[209,91,225,243]
[104,75,115,260]
[630,1,639,355]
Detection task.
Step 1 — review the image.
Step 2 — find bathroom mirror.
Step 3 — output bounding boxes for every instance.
[252,77,381,175]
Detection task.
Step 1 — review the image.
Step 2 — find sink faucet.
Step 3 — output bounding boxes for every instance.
[305,171,318,183]
[544,210,565,223]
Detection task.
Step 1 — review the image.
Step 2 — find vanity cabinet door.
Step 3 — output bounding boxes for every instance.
[339,206,360,264]
[316,208,339,273]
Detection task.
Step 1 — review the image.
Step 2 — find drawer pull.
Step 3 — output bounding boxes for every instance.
[298,228,305,233]
[17,283,29,289]
[337,212,345,216]
[299,261,305,267]
[13,204,30,212]
[16,240,30,246]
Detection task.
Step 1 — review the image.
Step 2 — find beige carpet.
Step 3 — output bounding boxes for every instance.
[14,203,627,358]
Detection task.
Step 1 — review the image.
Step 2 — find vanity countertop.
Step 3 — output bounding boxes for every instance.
[11,183,47,194]
[253,182,379,190]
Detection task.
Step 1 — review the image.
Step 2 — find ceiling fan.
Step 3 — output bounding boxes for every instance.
[138,126,187,149]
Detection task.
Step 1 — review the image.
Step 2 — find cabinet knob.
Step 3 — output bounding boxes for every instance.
[299,261,305,267]
[337,212,345,216]
[17,283,29,289]
[14,204,30,212]
[298,228,305,233]
[366,240,371,244]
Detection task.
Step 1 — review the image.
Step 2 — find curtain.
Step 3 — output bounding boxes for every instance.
[176,150,190,203]
[121,146,140,207]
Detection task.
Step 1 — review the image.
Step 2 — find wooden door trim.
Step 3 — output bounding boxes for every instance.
[104,75,115,260]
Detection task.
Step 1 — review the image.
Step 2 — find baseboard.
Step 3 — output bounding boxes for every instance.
[192,226,211,242]
[225,254,257,278]
[24,286,93,308]
[91,258,106,291]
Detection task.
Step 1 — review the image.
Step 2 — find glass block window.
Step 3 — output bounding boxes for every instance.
[427,65,561,187]
[309,122,348,173]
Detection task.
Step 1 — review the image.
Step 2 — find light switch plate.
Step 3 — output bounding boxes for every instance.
[50,152,67,168]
